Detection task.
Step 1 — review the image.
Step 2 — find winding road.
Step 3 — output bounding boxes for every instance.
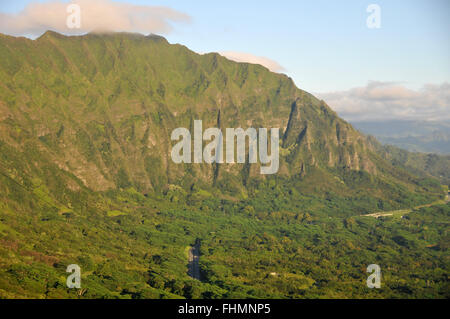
[187,240,201,280]
[362,195,449,219]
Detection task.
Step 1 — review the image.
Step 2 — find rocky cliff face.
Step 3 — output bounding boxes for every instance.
[0,31,440,205]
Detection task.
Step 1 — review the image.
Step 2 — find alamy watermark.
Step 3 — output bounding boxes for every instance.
[66,4,81,29]
[171,120,280,175]
[366,4,381,29]
[66,264,81,289]
[366,264,381,288]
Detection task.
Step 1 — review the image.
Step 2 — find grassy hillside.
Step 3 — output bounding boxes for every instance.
[365,137,450,186]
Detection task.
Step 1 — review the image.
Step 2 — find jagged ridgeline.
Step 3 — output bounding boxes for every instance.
[0,31,443,214]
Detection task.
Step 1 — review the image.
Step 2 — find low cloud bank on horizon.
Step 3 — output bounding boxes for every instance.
[317,81,450,122]
[219,51,285,73]
[0,0,190,37]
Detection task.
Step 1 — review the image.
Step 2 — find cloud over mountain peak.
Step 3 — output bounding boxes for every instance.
[0,0,190,37]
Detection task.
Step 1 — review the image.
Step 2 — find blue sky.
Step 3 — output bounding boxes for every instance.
[0,0,449,121]
[156,0,450,93]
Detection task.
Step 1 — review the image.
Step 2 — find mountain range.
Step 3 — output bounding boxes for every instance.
[353,120,450,155]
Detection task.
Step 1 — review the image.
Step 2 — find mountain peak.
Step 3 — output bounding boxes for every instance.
[36,30,169,44]
[0,30,442,205]
[37,30,66,40]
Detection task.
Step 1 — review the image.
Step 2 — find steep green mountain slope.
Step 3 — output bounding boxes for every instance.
[0,31,442,207]
[364,136,450,186]
[383,146,450,186]
[0,32,447,299]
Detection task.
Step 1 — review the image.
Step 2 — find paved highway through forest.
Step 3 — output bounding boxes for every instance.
[188,239,201,280]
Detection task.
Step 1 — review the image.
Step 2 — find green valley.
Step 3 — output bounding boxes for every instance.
[0,31,448,299]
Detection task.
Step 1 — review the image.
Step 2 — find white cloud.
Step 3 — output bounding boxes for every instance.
[219,51,285,73]
[316,81,450,122]
[0,0,190,37]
